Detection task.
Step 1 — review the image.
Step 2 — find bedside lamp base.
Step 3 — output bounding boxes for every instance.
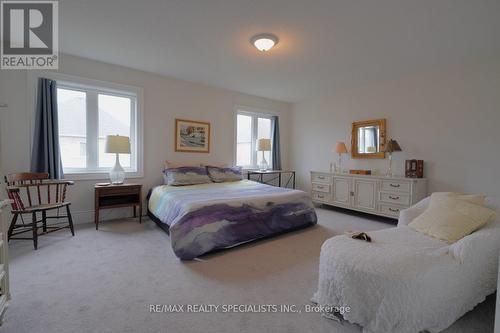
[109,154,126,185]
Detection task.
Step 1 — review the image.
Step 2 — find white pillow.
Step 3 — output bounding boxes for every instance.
[408,195,496,244]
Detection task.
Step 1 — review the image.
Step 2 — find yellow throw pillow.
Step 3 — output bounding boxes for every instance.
[409,195,496,243]
[430,192,486,206]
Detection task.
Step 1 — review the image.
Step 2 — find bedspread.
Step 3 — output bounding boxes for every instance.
[148,180,317,259]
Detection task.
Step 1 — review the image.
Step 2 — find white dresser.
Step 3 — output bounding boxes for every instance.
[310,172,427,219]
[0,200,10,324]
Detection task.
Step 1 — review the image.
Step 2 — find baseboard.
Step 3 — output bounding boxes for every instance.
[71,207,143,225]
[1,206,142,226]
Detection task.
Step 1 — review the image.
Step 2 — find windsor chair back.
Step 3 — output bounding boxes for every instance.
[4,172,75,249]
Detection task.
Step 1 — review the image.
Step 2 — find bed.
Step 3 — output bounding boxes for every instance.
[147,179,317,260]
[312,196,500,333]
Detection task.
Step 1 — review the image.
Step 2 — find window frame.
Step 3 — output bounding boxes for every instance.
[27,71,144,180]
[234,106,274,170]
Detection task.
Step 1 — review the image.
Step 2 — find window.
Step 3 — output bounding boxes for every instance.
[236,110,273,168]
[58,88,87,169]
[55,79,141,176]
[98,94,132,168]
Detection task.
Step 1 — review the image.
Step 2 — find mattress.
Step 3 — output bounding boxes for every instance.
[148,180,317,259]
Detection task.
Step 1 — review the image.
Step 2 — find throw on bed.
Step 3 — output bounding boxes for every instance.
[148,180,317,259]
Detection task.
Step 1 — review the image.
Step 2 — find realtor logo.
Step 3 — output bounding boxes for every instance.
[1,0,58,69]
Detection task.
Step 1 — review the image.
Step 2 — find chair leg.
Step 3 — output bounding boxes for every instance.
[7,213,18,240]
[32,212,38,250]
[42,210,47,232]
[66,205,75,236]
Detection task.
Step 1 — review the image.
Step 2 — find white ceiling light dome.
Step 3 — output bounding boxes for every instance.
[251,33,279,52]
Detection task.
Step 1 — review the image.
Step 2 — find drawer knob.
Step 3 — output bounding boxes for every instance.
[390,184,400,188]
[389,208,400,212]
[389,196,400,200]
[318,176,325,180]
[318,194,324,198]
[317,185,324,189]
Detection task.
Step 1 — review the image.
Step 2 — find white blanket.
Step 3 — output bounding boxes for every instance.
[312,225,500,333]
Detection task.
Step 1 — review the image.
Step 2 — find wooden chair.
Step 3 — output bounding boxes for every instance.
[4,173,75,249]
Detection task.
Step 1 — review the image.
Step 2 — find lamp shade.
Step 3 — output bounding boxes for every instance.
[384,139,402,153]
[105,135,131,154]
[334,141,348,154]
[257,138,271,151]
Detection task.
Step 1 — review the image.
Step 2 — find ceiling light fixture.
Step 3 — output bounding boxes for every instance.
[251,33,279,52]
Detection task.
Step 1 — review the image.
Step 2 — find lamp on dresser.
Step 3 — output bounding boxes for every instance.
[384,139,402,177]
[334,141,348,173]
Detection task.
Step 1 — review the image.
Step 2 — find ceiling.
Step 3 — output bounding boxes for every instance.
[60,0,500,102]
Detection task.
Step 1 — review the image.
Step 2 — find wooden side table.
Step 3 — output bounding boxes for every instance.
[94,184,142,230]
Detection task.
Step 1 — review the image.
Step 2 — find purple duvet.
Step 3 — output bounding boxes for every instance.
[148,180,317,259]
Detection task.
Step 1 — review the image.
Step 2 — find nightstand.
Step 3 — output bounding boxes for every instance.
[94,184,142,230]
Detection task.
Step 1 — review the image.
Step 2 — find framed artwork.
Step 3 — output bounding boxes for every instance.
[175,119,211,153]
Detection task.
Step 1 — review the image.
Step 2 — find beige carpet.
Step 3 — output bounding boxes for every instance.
[2,207,496,333]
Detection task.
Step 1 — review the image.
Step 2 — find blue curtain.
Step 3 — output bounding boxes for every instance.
[271,116,282,170]
[30,78,64,179]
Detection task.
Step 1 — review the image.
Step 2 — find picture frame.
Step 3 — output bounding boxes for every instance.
[351,118,386,159]
[174,119,211,153]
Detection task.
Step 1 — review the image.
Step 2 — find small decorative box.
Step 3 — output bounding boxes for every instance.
[349,169,372,175]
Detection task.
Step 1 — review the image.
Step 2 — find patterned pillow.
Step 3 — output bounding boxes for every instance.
[164,166,211,186]
[206,166,243,182]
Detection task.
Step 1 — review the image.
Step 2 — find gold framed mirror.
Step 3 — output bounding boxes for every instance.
[351,119,386,159]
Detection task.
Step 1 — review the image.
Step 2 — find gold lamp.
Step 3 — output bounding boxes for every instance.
[384,139,402,177]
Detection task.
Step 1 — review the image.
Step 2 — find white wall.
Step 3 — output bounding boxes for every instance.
[2,54,500,224]
[0,54,291,223]
[290,59,500,196]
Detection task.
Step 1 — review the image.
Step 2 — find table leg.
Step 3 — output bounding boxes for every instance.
[133,205,136,218]
[139,203,142,223]
[279,173,282,187]
[95,209,99,230]
[95,190,99,230]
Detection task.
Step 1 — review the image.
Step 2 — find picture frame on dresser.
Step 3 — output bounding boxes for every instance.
[310,171,427,219]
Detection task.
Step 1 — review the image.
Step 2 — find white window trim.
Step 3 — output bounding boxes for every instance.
[234,105,276,170]
[27,71,144,181]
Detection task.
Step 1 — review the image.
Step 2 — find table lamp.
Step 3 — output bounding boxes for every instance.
[334,141,348,173]
[105,135,131,184]
[257,138,271,171]
[384,139,402,177]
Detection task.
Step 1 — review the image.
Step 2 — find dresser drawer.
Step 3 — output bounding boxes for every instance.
[379,192,410,206]
[380,180,410,193]
[312,191,330,202]
[379,204,404,218]
[312,183,330,193]
[311,173,331,184]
